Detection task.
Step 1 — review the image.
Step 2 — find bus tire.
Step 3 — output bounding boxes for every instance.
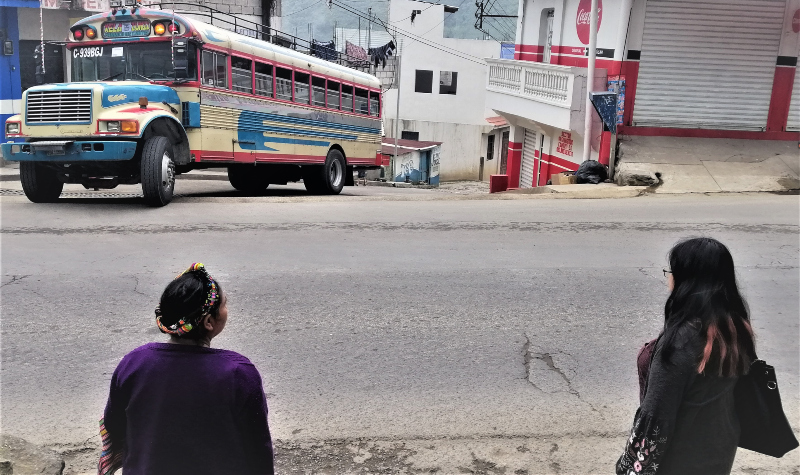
[304,149,345,195]
[228,165,270,194]
[20,162,63,203]
[140,136,175,207]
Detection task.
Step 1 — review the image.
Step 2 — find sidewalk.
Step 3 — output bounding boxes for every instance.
[615,136,800,193]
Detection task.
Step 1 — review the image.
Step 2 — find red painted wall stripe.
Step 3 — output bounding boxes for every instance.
[622,127,800,141]
[766,66,796,132]
[621,60,639,127]
[507,141,522,188]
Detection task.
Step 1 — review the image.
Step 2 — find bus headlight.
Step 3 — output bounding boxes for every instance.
[154,23,166,35]
[6,122,20,135]
[103,120,138,133]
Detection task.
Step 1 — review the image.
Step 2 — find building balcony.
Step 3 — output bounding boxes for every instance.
[485,59,603,132]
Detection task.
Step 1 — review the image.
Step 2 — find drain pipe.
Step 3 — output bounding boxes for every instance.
[582,0,598,162]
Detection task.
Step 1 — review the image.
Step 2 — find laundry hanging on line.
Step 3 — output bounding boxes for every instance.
[368,40,396,68]
[311,40,337,61]
[345,41,369,62]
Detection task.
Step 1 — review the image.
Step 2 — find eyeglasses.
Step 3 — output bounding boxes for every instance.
[663,268,673,277]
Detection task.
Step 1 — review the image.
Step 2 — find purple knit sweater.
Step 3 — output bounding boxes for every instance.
[101,342,274,475]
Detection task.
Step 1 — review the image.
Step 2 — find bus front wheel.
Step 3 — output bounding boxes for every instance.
[140,136,175,207]
[20,162,63,203]
[304,149,345,195]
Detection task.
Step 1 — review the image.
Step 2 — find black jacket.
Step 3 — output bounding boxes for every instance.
[616,324,739,474]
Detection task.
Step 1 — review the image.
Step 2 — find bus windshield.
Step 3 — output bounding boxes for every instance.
[71,42,197,82]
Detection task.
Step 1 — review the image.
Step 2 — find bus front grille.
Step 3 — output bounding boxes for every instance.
[26,90,92,123]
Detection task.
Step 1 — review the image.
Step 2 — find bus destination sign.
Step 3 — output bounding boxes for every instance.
[101,21,151,39]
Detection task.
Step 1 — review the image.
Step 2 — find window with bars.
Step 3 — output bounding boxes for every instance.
[231,56,252,93]
[255,62,273,97]
[294,72,310,104]
[276,67,292,101]
[312,76,326,107]
[341,84,354,112]
[355,87,369,115]
[327,80,341,109]
[369,91,380,117]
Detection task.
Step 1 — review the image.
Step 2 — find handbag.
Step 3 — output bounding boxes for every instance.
[734,358,799,457]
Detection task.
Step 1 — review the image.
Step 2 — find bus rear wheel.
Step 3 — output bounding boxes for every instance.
[228,165,270,194]
[304,149,345,195]
[20,162,63,203]
[140,136,175,207]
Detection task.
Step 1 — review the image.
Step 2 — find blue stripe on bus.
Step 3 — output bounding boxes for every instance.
[234,109,380,135]
[263,137,331,147]
[237,113,359,141]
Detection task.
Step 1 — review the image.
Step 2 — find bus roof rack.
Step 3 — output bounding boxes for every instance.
[147,2,375,73]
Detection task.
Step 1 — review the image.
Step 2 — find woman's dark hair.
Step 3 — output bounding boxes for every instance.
[662,237,755,377]
[158,271,223,339]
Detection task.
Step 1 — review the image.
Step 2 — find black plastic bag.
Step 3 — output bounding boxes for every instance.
[574,160,608,184]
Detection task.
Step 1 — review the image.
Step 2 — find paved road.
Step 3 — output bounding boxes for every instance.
[1,186,798,474]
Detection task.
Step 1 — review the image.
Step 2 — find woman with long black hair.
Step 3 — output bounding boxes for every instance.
[616,237,756,474]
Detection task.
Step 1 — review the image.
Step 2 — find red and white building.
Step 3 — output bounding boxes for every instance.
[485,0,800,188]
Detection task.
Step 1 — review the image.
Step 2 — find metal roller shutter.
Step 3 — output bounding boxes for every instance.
[787,68,800,131]
[520,128,537,188]
[633,0,784,131]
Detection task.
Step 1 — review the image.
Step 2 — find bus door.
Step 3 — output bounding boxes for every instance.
[200,50,242,162]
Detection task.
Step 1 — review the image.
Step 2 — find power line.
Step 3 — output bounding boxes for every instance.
[331,0,487,65]
[328,0,486,65]
[283,0,324,17]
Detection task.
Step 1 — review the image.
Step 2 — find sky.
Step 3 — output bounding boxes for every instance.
[279,0,518,43]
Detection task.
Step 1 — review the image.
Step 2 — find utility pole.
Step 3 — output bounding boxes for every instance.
[367,7,372,50]
[582,0,598,162]
[393,38,402,166]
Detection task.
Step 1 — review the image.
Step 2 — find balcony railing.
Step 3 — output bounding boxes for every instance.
[487,59,575,107]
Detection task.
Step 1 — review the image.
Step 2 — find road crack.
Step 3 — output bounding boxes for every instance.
[132,275,147,297]
[2,274,31,287]
[522,334,600,414]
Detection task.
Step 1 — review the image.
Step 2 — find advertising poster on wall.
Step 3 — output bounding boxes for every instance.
[607,75,625,125]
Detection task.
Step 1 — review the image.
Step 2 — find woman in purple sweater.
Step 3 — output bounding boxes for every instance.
[98,263,275,475]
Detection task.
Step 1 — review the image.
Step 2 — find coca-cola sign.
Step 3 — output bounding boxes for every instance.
[576,0,603,45]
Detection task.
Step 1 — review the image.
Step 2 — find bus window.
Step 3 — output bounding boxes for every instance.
[231,57,252,93]
[341,84,354,112]
[294,72,310,104]
[202,50,227,88]
[216,53,227,89]
[355,88,369,115]
[369,91,380,117]
[276,67,292,101]
[312,76,326,107]
[255,62,273,97]
[202,50,215,86]
[327,80,340,109]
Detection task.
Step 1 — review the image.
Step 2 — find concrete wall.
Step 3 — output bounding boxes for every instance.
[386,119,493,181]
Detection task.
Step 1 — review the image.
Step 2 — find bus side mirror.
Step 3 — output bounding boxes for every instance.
[173,59,188,79]
[173,40,189,79]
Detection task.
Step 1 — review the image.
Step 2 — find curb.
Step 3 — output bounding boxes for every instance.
[0,435,64,475]
[363,181,438,189]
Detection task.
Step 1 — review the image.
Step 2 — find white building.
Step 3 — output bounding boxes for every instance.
[485,0,799,189]
[383,0,502,181]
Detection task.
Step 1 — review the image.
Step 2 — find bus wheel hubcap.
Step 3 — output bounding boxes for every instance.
[330,159,342,188]
[161,153,175,191]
